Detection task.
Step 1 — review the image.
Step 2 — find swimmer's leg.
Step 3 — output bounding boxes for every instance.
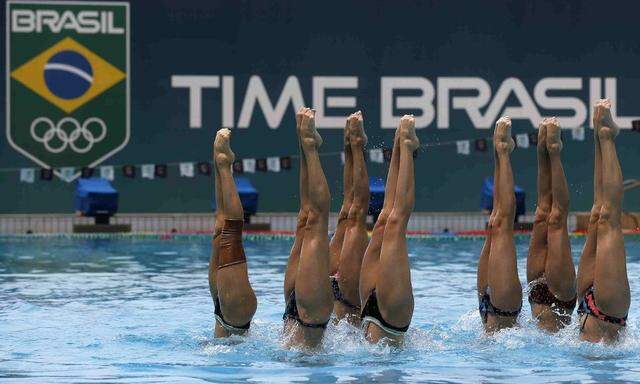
[375,115,418,333]
[545,118,576,303]
[335,112,369,320]
[477,232,491,302]
[478,135,501,300]
[294,109,333,346]
[360,131,400,307]
[284,108,309,311]
[487,117,522,328]
[527,122,550,285]
[209,144,225,304]
[592,100,629,319]
[213,129,257,337]
[329,118,353,276]
[576,106,602,298]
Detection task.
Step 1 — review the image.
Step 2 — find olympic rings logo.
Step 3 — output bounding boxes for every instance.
[30,117,107,154]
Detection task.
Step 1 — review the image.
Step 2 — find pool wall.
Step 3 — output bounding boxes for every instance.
[0,212,579,234]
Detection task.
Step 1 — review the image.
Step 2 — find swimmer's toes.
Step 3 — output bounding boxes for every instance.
[214,128,235,164]
[494,117,514,153]
[300,110,323,149]
[545,117,563,153]
[399,115,419,150]
[349,113,368,146]
[594,99,619,139]
[494,116,512,139]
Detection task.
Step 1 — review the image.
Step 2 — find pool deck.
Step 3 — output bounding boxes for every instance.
[0,212,579,234]
[1,229,639,241]
[0,212,637,237]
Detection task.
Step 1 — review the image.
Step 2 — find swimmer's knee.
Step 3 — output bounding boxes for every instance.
[495,207,514,222]
[589,205,601,224]
[533,207,550,224]
[389,202,413,224]
[492,210,515,231]
[305,209,326,229]
[337,207,350,222]
[386,210,408,229]
[487,213,497,229]
[547,207,567,229]
[375,209,391,226]
[296,209,309,226]
[597,204,620,228]
[347,202,368,222]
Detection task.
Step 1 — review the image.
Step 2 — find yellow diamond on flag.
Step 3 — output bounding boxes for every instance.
[10,37,126,114]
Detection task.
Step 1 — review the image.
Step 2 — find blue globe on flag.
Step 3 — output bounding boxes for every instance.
[44,50,93,100]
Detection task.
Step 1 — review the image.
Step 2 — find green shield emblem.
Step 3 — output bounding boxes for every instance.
[6,1,129,181]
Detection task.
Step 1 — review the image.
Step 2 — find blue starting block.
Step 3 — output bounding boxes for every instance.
[368,177,385,219]
[212,176,258,221]
[75,178,119,224]
[480,176,526,219]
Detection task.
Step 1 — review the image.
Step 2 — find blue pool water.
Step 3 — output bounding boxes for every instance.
[1,235,640,383]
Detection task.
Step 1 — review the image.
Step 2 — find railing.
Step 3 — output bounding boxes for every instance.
[624,179,640,192]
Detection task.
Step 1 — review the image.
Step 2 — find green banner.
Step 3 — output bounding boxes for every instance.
[7,1,129,181]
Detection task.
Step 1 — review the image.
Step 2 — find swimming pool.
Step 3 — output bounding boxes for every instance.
[1,235,639,383]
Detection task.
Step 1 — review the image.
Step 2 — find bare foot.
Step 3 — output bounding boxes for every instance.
[348,111,368,147]
[494,116,515,153]
[214,128,235,166]
[545,117,562,154]
[593,99,619,140]
[537,121,547,154]
[398,114,419,151]
[299,108,323,149]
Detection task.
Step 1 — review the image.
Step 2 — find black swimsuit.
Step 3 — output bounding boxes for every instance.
[360,289,409,335]
[478,289,521,324]
[214,296,251,331]
[577,286,627,328]
[330,275,360,311]
[528,280,576,313]
[283,290,329,329]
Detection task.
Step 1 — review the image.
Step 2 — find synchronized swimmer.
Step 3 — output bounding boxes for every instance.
[209,99,630,348]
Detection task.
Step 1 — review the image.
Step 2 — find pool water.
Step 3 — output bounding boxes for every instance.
[1,236,640,383]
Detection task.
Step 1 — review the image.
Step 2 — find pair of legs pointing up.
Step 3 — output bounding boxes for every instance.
[330,112,370,323]
[209,129,257,337]
[527,117,576,332]
[284,111,418,348]
[479,116,580,333]
[576,99,630,343]
[359,115,419,344]
[283,108,333,348]
[477,117,523,332]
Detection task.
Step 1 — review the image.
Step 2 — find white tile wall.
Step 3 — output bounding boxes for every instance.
[0,212,578,234]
